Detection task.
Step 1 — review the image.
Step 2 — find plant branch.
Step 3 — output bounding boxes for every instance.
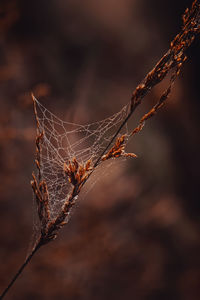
[0,240,42,299]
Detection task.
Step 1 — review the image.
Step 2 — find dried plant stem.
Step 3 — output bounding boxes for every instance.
[95,0,200,165]
[1,1,200,299]
[0,241,41,299]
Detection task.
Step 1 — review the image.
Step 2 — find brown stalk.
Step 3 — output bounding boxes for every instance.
[0,1,200,299]
[100,0,200,161]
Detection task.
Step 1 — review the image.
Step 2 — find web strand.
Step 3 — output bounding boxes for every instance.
[33,97,130,219]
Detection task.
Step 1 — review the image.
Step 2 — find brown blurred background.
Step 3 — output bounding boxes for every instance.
[0,0,200,299]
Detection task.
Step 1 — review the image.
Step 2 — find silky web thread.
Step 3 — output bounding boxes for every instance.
[32,97,130,224]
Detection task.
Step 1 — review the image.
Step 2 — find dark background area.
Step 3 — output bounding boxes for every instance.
[0,0,200,299]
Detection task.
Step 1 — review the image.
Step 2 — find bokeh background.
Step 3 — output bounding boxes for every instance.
[0,0,200,299]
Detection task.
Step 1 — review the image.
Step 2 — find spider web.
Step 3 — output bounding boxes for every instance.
[33,97,130,219]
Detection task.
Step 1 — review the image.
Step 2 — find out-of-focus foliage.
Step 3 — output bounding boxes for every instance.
[0,0,200,299]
